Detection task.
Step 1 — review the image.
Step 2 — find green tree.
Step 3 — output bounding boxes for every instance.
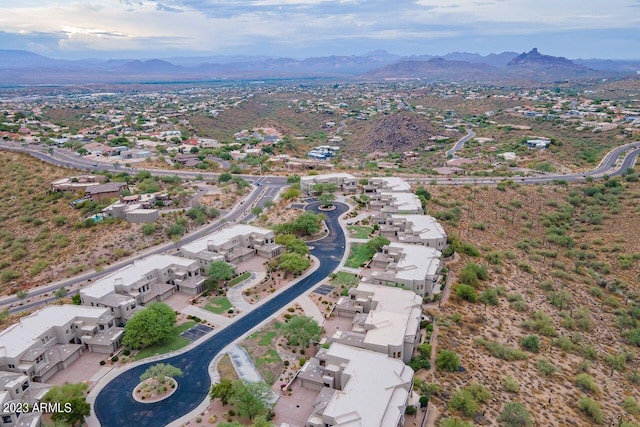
[140,363,183,383]
[281,315,323,347]
[498,402,533,427]
[54,287,68,299]
[15,289,28,299]
[122,302,177,349]
[278,252,310,276]
[207,261,235,289]
[230,380,274,420]
[41,383,90,427]
[219,172,232,183]
[318,193,335,208]
[210,378,234,406]
[275,234,309,255]
[71,294,81,305]
[365,235,390,253]
[292,212,323,236]
[0,308,8,325]
[436,350,461,372]
[166,223,185,238]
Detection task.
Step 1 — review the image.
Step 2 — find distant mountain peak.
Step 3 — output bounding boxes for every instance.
[508,48,578,68]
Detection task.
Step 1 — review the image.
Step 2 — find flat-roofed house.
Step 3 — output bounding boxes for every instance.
[332,283,422,363]
[364,242,441,298]
[0,371,51,427]
[379,214,447,250]
[370,192,423,223]
[300,173,358,194]
[299,343,414,427]
[0,305,122,382]
[363,177,413,193]
[80,255,205,323]
[180,224,282,270]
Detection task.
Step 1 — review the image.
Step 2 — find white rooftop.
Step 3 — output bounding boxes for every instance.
[321,343,413,427]
[381,192,423,212]
[300,173,355,182]
[354,284,422,348]
[390,242,441,282]
[81,254,197,299]
[180,224,273,254]
[0,305,111,359]
[369,177,412,192]
[391,214,446,241]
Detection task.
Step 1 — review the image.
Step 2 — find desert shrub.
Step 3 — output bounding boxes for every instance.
[521,311,558,337]
[502,375,520,393]
[485,250,503,264]
[574,374,600,394]
[538,280,555,291]
[466,383,491,403]
[448,389,477,418]
[580,344,598,360]
[577,397,603,424]
[497,402,533,427]
[438,418,472,427]
[554,336,576,352]
[520,335,540,353]
[474,338,528,361]
[479,288,500,306]
[455,284,477,302]
[537,358,558,376]
[436,350,461,372]
[459,262,488,287]
[622,397,640,415]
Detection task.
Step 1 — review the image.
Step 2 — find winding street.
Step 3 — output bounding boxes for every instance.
[90,202,347,427]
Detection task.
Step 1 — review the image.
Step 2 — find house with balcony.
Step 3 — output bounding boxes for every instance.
[379,214,447,250]
[363,243,442,298]
[0,371,51,427]
[0,305,122,383]
[180,224,282,270]
[363,177,413,193]
[298,343,414,427]
[370,192,423,223]
[300,173,358,194]
[332,283,422,364]
[80,255,204,323]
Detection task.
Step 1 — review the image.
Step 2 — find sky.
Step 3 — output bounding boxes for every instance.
[0,0,639,60]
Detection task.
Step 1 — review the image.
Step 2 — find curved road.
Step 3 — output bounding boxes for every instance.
[92,202,347,427]
[0,183,274,313]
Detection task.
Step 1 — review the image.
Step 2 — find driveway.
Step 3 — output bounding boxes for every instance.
[91,202,348,427]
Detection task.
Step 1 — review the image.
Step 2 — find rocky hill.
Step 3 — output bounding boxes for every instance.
[351,111,436,153]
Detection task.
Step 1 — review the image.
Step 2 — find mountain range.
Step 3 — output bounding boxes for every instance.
[0,48,638,86]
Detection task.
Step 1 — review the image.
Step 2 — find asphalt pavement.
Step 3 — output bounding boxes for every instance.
[91,201,348,427]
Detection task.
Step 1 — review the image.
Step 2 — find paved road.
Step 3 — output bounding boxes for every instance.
[0,182,282,313]
[92,201,347,427]
[445,129,476,159]
[1,139,638,311]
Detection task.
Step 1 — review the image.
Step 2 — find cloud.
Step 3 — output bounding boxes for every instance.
[0,0,638,59]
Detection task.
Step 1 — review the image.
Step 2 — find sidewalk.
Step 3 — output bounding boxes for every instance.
[181,305,233,328]
[294,294,325,324]
[226,271,266,312]
[227,344,263,382]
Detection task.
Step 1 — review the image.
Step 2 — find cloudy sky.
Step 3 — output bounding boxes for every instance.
[1,0,639,60]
